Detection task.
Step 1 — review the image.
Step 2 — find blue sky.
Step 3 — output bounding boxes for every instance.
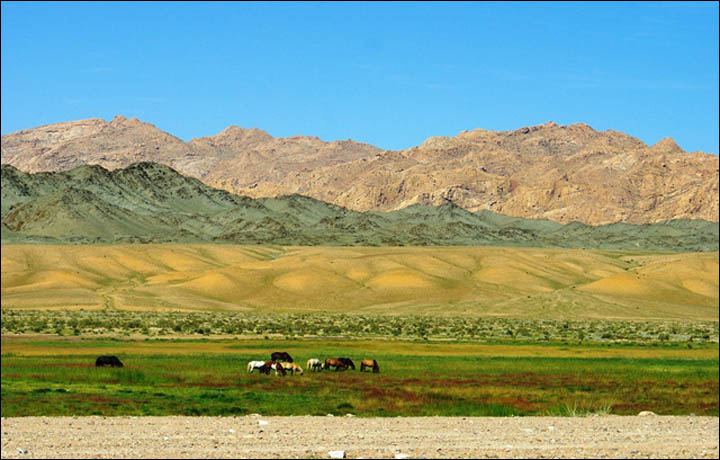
[2,1,718,154]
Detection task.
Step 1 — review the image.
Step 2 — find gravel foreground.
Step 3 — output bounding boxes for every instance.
[2,416,718,459]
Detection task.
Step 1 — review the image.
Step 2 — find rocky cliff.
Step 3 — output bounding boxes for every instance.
[2,116,717,225]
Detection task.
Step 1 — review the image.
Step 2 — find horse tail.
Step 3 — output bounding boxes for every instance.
[247,362,253,373]
[374,361,380,373]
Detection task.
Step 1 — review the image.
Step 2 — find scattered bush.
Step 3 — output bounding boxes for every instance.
[1,309,717,345]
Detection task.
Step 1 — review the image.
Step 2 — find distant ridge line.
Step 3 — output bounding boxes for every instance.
[1,162,717,252]
[2,116,718,225]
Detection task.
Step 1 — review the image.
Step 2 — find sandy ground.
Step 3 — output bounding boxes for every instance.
[1,415,718,459]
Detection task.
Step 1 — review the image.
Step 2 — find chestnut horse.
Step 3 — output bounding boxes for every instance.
[360,359,380,373]
[269,361,287,376]
[324,358,348,371]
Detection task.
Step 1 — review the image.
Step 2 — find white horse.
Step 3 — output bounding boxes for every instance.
[306,358,323,372]
[247,360,267,373]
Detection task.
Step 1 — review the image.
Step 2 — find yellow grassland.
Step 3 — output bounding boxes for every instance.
[1,244,717,320]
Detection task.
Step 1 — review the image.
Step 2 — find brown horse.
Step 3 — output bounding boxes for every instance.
[259,361,286,376]
[271,352,293,363]
[324,358,348,371]
[360,359,380,373]
[270,361,287,376]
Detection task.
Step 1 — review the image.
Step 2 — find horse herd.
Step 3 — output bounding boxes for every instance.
[94,352,381,376]
[248,351,380,376]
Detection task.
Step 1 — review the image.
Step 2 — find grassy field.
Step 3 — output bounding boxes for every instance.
[2,336,717,417]
[2,244,718,320]
[3,244,717,418]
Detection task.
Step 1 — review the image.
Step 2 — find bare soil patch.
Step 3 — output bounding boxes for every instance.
[1,415,718,459]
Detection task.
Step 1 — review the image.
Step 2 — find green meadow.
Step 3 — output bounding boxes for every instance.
[2,337,717,417]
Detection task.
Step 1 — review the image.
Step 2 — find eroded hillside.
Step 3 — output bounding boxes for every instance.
[3,117,717,225]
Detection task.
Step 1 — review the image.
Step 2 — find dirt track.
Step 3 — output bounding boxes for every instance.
[1,415,718,459]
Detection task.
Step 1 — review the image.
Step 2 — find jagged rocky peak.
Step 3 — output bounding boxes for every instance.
[2,117,717,225]
[106,114,161,131]
[217,126,273,142]
[651,137,684,154]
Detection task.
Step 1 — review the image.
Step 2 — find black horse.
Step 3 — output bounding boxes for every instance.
[338,357,355,370]
[95,355,123,368]
[271,351,293,363]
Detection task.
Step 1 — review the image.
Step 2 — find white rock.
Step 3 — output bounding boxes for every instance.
[395,454,410,459]
[327,414,335,417]
[638,411,657,416]
[17,448,28,455]
[328,450,346,459]
[258,420,269,425]
[229,429,236,434]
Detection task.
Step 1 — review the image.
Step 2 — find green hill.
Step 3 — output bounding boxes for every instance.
[1,162,717,251]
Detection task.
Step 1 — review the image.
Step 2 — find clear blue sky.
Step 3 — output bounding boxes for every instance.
[2,1,718,154]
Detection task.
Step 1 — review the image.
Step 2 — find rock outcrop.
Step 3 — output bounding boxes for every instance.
[2,117,717,225]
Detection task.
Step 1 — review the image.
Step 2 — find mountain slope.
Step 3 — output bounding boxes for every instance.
[2,118,717,225]
[1,162,717,251]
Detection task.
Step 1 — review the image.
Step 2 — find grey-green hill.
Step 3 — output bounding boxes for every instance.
[1,162,717,251]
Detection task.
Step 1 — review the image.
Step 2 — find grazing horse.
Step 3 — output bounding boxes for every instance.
[324,358,348,371]
[360,359,380,373]
[95,356,123,368]
[338,357,355,370]
[282,362,303,375]
[271,352,293,363]
[270,361,287,376]
[247,361,267,373]
[307,358,323,372]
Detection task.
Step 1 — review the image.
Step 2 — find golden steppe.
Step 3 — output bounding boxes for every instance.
[1,244,717,320]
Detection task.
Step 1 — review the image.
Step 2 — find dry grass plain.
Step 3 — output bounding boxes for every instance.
[1,244,718,320]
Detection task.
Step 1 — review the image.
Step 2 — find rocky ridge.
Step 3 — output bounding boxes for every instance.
[1,162,717,251]
[2,117,717,225]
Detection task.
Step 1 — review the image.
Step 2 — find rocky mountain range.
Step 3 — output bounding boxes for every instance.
[2,162,717,251]
[2,116,718,225]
